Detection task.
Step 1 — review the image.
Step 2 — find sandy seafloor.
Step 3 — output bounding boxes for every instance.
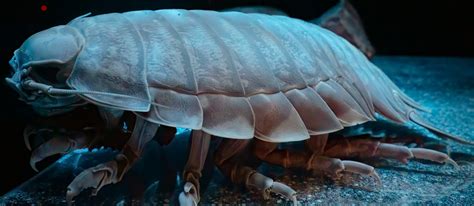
[1,56,473,205]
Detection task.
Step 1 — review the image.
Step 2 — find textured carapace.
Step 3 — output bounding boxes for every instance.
[224,1,376,58]
[7,9,471,145]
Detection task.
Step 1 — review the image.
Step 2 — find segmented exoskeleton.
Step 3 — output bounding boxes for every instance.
[7,9,472,205]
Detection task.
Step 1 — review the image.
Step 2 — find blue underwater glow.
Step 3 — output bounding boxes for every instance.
[57,148,89,164]
[2,56,473,205]
[176,127,190,136]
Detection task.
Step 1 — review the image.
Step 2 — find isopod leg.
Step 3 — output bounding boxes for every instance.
[306,135,380,183]
[29,128,95,172]
[323,137,459,168]
[179,130,211,206]
[304,155,380,184]
[254,137,381,184]
[215,139,298,205]
[253,139,311,168]
[66,116,159,205]
[27,107,129,172]
[154,125,177,146]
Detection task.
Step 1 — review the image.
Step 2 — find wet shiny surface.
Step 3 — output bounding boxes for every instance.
[1,56,473,205]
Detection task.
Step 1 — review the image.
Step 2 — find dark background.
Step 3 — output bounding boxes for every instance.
[0,0,473,196]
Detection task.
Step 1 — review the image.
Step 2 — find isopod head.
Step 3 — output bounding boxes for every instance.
[6,25,85,116]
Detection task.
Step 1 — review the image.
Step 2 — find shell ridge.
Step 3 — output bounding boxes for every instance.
[250,92,310,142]
[67,13,151,111]
[336,39,376,114]
[283,87,343,135]
[290,20,339,79]
[314,81,370,126]
[189,10,246,96]
[121,13,152,104]
[244,14,296,91]
[197,93,255,139]
[219,12,282,95]
[300,22,376,120]
[252,14,309,88]
[154,10,199,93]
[326,78,370,119]
[328,35,375,118]
[144,88,204,129]
[275,17,328,86]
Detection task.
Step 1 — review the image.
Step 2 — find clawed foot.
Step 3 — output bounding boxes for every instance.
[341,160,381,185]
[66,154,129,205]
[309,156,381,186]
[376,143,459,169]
[410,148,458,168]
[178,182,199,206]
[24,126,94,172]
[23,125,53,151]
[247,172,298,205]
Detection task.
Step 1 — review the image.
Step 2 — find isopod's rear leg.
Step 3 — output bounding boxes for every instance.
[66,116,159,205]
[378,134,451,156]
[253,137,381,183]
[323,135,458,168]
[178,130,211,206]
[214,139,298,205]
[346,127,451,154]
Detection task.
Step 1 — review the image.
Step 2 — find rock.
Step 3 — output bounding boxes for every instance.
[312,0,376,58]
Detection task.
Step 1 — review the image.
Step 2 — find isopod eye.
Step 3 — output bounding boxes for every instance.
[30,65,66,88]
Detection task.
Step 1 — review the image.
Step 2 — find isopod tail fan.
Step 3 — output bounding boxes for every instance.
[409,112,474,146]
[366,64,474,146]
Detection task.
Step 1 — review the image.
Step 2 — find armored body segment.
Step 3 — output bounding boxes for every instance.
[124,10,198,94]
[63,9,412,142]
[67,13,151,111]
[193,11,281,96]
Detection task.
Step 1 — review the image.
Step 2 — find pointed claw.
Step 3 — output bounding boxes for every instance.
[183,182,195,193]
[66,187,76,206]
[30,158,39,172]
[445,158,460,169]
[23,126,54,151]
[247,172,298,204]
[178,192,198,206]
[342,160,382,185]
[369,170,382,186]
[271,181,298,205]
[66,161,118,205]
[247,172,273,200]
[23,126,35,151]
[410,148,460,169]
[292,196,298,206]
[29,136,73,172]
[179,182,198,206]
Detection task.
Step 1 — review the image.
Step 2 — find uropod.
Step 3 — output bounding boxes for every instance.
[6,9,472,205]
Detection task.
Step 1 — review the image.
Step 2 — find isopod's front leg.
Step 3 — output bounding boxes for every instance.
[215,139,298,204]
[26,126,95,172]
[26,107,128,171]
[66,116,159,205]
[179,130,211,206]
